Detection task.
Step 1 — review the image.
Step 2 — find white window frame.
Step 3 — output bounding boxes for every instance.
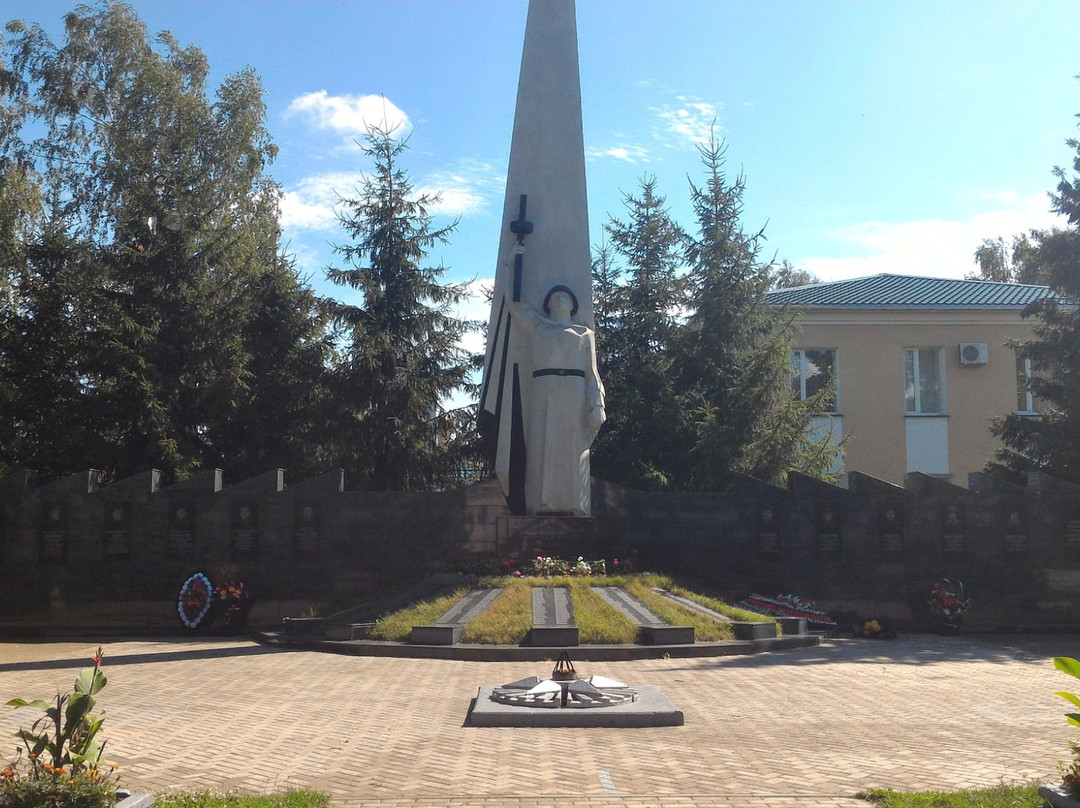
[791,348,839,414]
[1016,355,1041,415]
[904,347,945,415]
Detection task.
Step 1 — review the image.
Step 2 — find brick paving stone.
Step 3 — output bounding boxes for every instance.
[1,634,1078,808]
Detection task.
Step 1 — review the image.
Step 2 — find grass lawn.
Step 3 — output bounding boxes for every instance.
[857,783,1044,808]
[364,573,774,644]
[152,790,330,808]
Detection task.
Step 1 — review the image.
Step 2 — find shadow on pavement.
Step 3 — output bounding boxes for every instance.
[662,633,1080,672]
[0,640,290,674]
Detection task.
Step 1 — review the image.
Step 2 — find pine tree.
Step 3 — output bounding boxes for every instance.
[989,92,1080,482]
[326,129,476,491]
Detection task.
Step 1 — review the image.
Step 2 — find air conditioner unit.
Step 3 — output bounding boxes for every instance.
[958,342,989,366]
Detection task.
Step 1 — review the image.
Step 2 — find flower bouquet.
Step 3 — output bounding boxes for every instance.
[853,617,897,639]
[737,593,837,629]
[213,580,252,629]
[928,578,969,632]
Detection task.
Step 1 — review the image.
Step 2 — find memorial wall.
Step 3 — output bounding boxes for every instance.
[1,466,1077,625]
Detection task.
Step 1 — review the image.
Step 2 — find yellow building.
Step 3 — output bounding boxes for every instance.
[767,274,1061,487]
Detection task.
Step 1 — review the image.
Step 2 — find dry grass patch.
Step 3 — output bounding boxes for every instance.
[367,587,469,641]
[364,573,774,644]
[569,579,638,644]
[666,583,773,622]
[463,577,639,644]
[460,582,531,644]
[619,578,733,641]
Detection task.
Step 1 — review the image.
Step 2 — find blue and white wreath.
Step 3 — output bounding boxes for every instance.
[178,572,214,629]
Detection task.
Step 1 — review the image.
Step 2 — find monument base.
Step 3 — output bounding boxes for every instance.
[467,685,683,727]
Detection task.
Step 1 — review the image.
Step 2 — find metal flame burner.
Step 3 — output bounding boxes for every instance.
[490,673,637,709]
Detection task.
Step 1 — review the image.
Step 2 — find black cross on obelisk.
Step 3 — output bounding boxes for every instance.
[509,193,533,302]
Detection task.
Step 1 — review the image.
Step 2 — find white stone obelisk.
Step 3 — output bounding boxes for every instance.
[478,0,603,517]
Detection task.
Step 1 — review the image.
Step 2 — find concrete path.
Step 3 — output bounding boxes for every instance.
[1,634,1077,808]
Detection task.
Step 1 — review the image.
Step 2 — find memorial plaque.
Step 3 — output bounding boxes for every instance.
[103,502,132,557]
[815,503,842,554]
[1004,507,1028,555]
[940,503,966,558]
[878,504,905,560]
[756,507,781,556]
[294,502,320,553]
[495,515,595,559]
[167,502,195,557]
[1066,517,1080,550]
[39,503,66,561]
[231,501,259,556]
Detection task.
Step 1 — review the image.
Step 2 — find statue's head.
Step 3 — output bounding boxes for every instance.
[543,285,579,318]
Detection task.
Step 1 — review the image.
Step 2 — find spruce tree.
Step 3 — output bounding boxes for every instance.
[326,129,475,491]
[589,140,839,490]
[590,178,687,489]
[989,94,1080,483]
[677,136,837,489]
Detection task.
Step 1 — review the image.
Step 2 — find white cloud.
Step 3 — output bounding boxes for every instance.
[586,143,651,164]
[281,161,502,235]
[654,97,722,147]
[419,160,503,218]
[279,171,364,232]
[285,91,411,137]
[800,193,1066,282]
[420,186,487,218]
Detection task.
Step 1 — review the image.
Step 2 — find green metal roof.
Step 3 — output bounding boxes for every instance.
[766,273,1062,309]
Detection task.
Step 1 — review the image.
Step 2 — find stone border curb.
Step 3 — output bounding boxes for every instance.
[251,629,821,660]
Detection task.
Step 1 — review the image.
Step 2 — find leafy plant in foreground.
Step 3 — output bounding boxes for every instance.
[7,647,110,772]
[2,647,118,808]
[1053,656,1080,793]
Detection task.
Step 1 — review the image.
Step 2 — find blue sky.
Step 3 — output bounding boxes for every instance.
[5,0,1079,341]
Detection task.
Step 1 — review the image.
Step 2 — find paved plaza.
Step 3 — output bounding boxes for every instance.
[1,634,1078,808]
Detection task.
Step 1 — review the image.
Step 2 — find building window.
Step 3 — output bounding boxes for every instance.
[791,348,837,413]
[1016,355,1044,414]
[904,348,944,415]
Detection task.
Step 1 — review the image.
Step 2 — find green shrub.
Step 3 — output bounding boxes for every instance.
[0,770,116,808]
